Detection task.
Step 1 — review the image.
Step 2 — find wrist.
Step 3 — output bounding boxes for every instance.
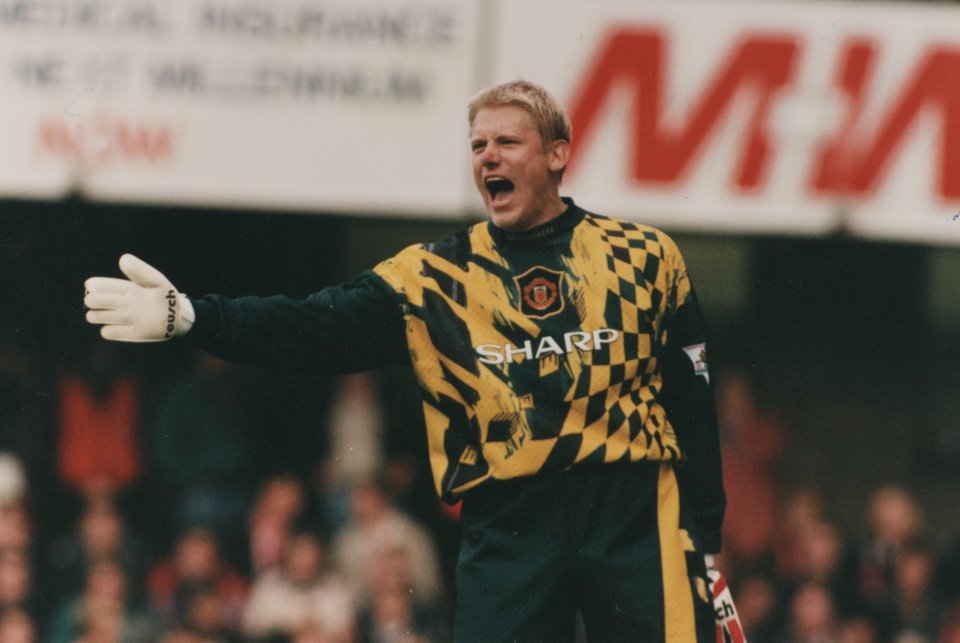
[177,294,195,335]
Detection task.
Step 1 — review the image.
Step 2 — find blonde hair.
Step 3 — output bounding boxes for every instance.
[468,80,572,148]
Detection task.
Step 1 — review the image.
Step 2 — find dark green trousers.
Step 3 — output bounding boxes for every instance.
[453,461,714,643]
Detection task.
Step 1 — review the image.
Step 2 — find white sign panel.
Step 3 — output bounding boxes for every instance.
[490,0,960,240]
[0,0,478,215]
[3,0,960,243]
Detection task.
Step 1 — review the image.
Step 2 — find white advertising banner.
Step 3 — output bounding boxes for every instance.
[2,0,960,243]
[0,0,478,215]
[490,0,960,241]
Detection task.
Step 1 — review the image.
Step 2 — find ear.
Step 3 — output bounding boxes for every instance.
[548,140,571,174]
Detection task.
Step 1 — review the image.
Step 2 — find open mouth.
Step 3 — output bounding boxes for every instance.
[485,176,515,206]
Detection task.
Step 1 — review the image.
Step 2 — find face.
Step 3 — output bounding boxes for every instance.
[471,105,569,231]
[285,534,323,584]
[0,551,30,601]
[176,529,218,580]
[87,561,127,603]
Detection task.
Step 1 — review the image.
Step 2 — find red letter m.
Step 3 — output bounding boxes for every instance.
[567,28,799,190]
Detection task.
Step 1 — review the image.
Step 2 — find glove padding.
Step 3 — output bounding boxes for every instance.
[84,254,194,342]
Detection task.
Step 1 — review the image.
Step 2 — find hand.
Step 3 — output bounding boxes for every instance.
[705,553,747,642]
[84,254,195,342]
[705,554,719,589]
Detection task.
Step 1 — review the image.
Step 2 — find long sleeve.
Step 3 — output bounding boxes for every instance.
[187,270,409,374]
[660,285,726,553]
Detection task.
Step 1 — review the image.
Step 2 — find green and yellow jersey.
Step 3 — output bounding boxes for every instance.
[190,198,725,551]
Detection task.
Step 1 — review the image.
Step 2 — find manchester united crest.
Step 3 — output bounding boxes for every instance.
[514,266,565,319]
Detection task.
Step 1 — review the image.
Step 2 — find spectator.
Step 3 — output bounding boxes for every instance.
[859,486,926,610]
[0,453,31,556]
[178,583,245,643]
[0,456,32,628]
[733,571,781,641]
[837,613,880,643]
[291,620,340,643]
[55,342,143,501]
[0,607,35,643]
[44,495,150,610]
[795,519,861,618]
[46,557,159,643]
[0,452,28,509]
[248,474,308,575]
[333,477,442,607]
[318,373,384,537]
[0,548,34,620]
[357,586,435,643]
[774,486,828,584]
[881,539,943,640]
[781,581,840,643]
[0,504,31,554]
[357,544,446,643]
[161,627,207,643]
[146,526,247,631]
[329,374,384,488]
[244,529,355,642]
[939,603,960,643]
[716,370,787,570]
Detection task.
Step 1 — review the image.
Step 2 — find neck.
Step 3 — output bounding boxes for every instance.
[487,197,584,245]
[530,194,567,230]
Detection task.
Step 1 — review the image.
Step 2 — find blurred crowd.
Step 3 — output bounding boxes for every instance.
[714,372,960,643]
[0,340,456,642]
[0,338,959,642]
[0,468,451,643]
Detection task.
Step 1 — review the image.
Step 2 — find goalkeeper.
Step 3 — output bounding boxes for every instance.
[85,80,726,642]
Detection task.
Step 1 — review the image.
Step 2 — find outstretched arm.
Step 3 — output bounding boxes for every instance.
[85,255,409,374]
[188,271,408,373]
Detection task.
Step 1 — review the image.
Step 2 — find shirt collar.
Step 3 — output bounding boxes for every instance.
[486,197,585,245]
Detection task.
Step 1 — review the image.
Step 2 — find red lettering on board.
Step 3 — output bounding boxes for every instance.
[812,41,960,200]
[37,115,173,164]
[567,28,800,191]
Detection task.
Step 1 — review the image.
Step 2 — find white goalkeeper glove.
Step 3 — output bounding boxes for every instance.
[706,555,747,642]
[84,254,195,342]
